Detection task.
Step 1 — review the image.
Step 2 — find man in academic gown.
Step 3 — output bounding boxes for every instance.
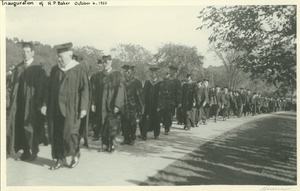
[91,55,126,152]
[201,79,210,124]
[195,80,203,126]
[139,67,161,140]
[182,74,197,130]
[158,65,182,135]
[89,59,104,141]
[7,42,46,161]
[222,87,231,120]
[121,64,143,145]
[214,85,225,122]
[46,43,89,169]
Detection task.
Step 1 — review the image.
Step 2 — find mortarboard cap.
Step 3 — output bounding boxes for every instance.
[215,85,220,88]
[22,42,34,50]
[54,42,73,54]
[102,55,112,62]
[203,78,209,82]
[122,64,135,70]
[149,67,159,72]
[168,65,178,70]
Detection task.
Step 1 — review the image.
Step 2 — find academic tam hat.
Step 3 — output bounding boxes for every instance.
[54,42,73,54]
[168,65,178,70]
[122,64,136,70]
[22,42,34,50]
[149,67,159,72]
[102,55,112,62]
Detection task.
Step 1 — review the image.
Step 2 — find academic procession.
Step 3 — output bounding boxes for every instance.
[6,42,296,171]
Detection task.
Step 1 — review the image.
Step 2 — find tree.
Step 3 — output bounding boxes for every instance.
[198,5,296,97]
[209,44,245,90]
[154,43,205,82]
[110,44,153,83]
[73,46,104,76]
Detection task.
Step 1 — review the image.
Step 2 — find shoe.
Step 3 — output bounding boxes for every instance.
[154,136,159,139]
[138,135,143,139]
[50,161,62,170]
[69,157,79,168]
[138,135,146,140]
[92,137,100,141]
[28,153,37,161]
[109,145,115,153]
[121,140,130,145]
[17,152,31,161]
[164,132,169,135]
[129,140,135,146]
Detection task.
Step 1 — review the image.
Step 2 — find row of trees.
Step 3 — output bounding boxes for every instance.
[6,34,292,98]
[197,5,296,100]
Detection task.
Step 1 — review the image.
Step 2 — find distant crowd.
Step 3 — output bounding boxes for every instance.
[6,42,296,170]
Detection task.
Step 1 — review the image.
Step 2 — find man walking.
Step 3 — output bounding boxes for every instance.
[7,42,47,161]
[121,64,143,145]
[158,65,182,135]
[139,67,161,140]
[47,43,89,169]
[91,55,126,152]
[182,74,197,130]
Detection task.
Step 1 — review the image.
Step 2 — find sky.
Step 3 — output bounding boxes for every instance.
[5,6,222,67]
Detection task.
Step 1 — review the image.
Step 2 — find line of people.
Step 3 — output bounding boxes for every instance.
[176,74,295,131]
[6,42,296,171]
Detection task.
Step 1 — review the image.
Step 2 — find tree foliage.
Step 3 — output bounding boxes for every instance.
[154,43,205,82]
[198,5,296,93]
[110,44,153,83]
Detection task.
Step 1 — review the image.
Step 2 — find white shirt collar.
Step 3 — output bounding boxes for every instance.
[60,59,79,72]
[25,58,34,66]
[106,67,112,73]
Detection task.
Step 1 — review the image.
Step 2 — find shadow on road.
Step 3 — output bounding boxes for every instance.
[7,154,54,167]
[134,112,297,185]
[85,123,209,157]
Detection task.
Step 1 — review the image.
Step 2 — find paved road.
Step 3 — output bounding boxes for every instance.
[5,112,296,186]
[143,112,297,185]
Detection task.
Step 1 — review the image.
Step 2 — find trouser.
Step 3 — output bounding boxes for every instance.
[223,104,230,118]
[102,113,121,146]
[251,104,256,115]
[185,108,196,129]
[90,111,101,139]
[52,111,80,160]
[140,111,160,138]
[159,105,175,133]
[243,104,251,116]
[14,111,44,156]
[210,104,219,118]
[195,108,201,124]
[215,106,221,119]
[256,105,261,114]
[121,115,137,142]
[203,104,210,120]
[237,104,243,117]
[176,107,184,124]
[79,116,88,146]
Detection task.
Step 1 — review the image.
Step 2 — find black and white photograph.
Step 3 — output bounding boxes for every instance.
[1,1,298,189]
